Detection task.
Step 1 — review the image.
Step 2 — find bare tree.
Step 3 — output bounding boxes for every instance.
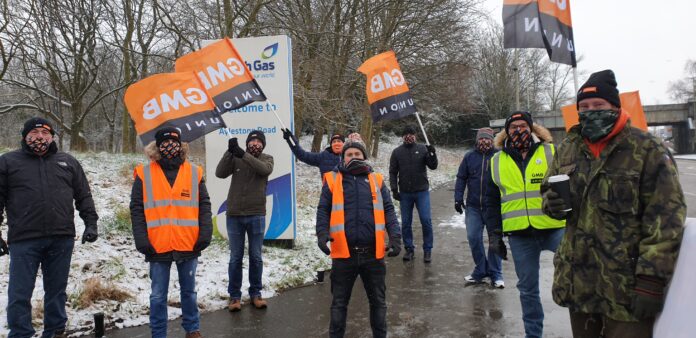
[669,59,696,103]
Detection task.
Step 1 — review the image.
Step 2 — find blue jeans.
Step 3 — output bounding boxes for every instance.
[465,207,503,281]
[149,258,200,338]
[227,215,265,300]
[7,237,74,338]
[508,228,565,338]
[399,190,433,252]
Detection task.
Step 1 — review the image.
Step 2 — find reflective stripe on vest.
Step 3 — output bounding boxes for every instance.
[136,161,202,253]
[491,144,565,232]
[323,171,387,259]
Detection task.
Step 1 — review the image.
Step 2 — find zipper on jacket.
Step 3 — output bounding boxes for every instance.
[479,153,486,208]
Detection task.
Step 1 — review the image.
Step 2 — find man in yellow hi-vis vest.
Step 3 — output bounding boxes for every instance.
[484,111,566,338]
[316,139,402,338]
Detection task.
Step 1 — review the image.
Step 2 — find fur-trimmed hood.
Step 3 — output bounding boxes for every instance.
[144,141,190,161]
[493,124,553,149]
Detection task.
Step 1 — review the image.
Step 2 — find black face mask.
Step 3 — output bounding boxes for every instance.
[510,129,532,152]
[344,158,371,175]
[578,109,619,143]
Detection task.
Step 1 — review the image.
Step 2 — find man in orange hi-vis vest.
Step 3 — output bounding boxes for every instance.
[130,127,213,338]
[316,139,402,338]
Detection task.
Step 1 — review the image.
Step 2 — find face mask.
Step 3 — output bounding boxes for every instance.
[510,129,532,152]
[247,144,263,157]
[578,109,619,143]
[477,138,493,153]
[159,141,181,159]
[345,158,370,175]
[27,137,49,154]
[403,135,416,144]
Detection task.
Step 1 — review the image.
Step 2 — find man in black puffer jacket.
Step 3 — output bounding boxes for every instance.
[0,117,99,338]
[389,125,438,262]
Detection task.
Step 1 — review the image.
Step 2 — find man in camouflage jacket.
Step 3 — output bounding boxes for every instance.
[542,70,685,338]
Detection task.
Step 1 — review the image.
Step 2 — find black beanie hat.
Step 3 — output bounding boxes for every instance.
[342,139,368,160]
[330,134,345,143]
[155,127,181,147]
[246,130,266,148]
[402,125,417,136]
[22,117,55,139]
[504,111,533,134]
[577,69,621,108]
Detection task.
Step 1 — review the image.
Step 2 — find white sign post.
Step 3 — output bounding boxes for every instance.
[204,35,295,244]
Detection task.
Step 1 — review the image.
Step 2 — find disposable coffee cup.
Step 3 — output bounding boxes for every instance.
[548,174,572,212]
[317,270,325,283]
[94,312,105,337]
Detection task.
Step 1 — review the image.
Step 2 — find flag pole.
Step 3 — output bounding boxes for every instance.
[515,49,520,110]
[572,66,580,94]
[265,98,296,147]
[415,112,430,145]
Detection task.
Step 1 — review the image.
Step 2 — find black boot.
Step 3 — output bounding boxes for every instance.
[402,249,414,261]
[424,251,432,263]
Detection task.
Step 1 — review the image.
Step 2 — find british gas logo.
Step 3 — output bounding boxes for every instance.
[245,43,277,72]
[261,43,278,59]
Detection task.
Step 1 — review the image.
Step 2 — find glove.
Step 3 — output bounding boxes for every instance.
[632,275,665,319]
[81,226,98,244]
[0,237,8,256]
[454,201,465,214]
[489,230,507,260]
[137,244,157,256]
[392,191,400,201]
[387,238,401,257]
[543,190,568,220]
[317,233,331,256]
[282,128,293,141]
[193,239,210,252]
[426,145,436,155]
[228,138,245,158]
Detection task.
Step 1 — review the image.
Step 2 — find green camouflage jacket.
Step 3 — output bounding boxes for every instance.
[542,122,685,321]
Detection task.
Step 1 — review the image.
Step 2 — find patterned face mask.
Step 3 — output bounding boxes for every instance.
[510,129,532,152]
[159,140,181,159]
[247,144,263,157]
[403,135,416,144]
[26,136,49,154]
[578,109,620,143]
[477,138,493,153]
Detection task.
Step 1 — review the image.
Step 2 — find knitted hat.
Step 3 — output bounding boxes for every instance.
[22,117,55,138]
[476,127,495,140]
[504,111,533,134]
[402,125,417,136]
[246,130,266,148]
[577,69,621,108]
[342,139,368,159]
[329,134,345,143]
[155,127,181,147]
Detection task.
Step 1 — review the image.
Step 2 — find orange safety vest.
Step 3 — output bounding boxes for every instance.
[323,171,387,259]
[134,161,202,254]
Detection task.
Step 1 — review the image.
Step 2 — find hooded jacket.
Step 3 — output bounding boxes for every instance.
[0,141,98,243]
[130,142,213,262]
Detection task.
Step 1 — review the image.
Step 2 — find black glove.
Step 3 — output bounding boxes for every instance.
[282,128,293,141]
[194,239,210,252]
[632,275,666,319]
[392,191,400,201]
[317,233,331,256]
[543,190,568,220]
[387,238,401,257]
[426,145,436,155]
[454,201,465,214]
[81,226,98,244]
[228,138,245,158]
[489,230,507,260]
[0,237,8,256]
[137,243,157,256]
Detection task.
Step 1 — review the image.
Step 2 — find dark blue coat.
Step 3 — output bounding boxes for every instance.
[454,148,496,210]
[316,166,401,248]
[290,140,341,177]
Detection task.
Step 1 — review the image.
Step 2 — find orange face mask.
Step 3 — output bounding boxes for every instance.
[331,140,344,154]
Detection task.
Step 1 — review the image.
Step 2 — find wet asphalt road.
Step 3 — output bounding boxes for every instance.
[102,159,696,338]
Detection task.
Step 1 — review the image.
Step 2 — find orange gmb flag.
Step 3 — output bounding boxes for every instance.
[124,72,225,144]
[357,51,416,122]
[561,91,648,131]
[175,38,266,113]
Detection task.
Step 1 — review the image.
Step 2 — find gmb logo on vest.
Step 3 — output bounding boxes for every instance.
[530,172,544,184]
[181,189,191,198]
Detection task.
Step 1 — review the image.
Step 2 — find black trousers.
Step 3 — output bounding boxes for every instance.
[329,251,387,338]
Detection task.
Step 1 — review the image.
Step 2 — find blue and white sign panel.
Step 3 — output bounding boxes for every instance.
[204,35,295,241]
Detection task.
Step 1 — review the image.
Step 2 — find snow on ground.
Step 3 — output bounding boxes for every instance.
[674,154,696,160]
[0,137,467,337]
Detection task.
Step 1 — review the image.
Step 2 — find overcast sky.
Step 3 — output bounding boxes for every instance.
[482,0,696,105]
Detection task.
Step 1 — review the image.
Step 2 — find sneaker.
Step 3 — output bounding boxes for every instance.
[493,280,505,289]
[423,251,432,263]
[228,299,241,312]
[464,275,485,284]
[252,296,268,309]
[186,331,203,338]
[402,250,414,261]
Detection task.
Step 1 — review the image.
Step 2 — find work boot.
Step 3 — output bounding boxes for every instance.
[185,331,203,338]
[228,298,241,312]
[402,249,414,261]
[424,251,432,263]
[252,296,268,309]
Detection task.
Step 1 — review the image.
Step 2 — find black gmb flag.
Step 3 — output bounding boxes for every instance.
[503,0,577,67]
